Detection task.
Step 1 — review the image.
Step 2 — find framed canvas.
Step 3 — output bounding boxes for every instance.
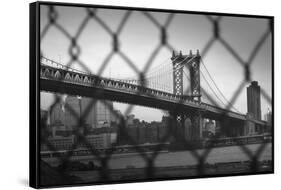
[30,1,274,188]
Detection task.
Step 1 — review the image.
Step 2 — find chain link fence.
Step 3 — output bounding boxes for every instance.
[39,3,273,187]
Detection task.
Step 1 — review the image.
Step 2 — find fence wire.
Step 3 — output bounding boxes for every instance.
[39,4,273,186]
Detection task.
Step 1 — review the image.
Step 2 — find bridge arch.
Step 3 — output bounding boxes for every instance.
[74,74,81,82]
[54,71,61,79]
[64,73,72,81]
[83,76,89,83]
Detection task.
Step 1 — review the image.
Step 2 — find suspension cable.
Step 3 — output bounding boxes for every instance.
[200,58,241,113]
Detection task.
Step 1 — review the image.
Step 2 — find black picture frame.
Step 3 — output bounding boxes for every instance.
[30,1,274,188]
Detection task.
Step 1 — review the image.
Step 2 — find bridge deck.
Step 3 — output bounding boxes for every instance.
[40,63,250,122]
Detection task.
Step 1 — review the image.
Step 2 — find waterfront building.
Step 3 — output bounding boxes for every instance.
[42,135,75,151]
[83,133,112,149]
[51,124,73,137]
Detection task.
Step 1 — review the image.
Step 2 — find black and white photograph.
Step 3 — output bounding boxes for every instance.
[30,1,273,188]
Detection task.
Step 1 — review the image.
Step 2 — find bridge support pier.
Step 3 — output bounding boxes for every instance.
[215,120,221,137]
[215,118,245,138]
[189,111,203,141]
[244,113,256,136]
[216,118,232,137]
[169,112,186,143]
[169,111,203,143]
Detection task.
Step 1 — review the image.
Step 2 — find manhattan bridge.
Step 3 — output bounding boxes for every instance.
[40,50,269,143]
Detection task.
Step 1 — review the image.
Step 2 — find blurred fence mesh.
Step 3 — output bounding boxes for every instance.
[39,4,272,184]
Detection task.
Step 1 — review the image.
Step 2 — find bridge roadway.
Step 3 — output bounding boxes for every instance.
[40,62,255,124]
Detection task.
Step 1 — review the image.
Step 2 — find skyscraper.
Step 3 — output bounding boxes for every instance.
[247,81,261,120]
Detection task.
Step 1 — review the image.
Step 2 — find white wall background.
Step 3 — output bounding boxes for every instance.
[0,0,279,189]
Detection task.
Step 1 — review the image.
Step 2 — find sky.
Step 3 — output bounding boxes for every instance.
[40,5,272,122]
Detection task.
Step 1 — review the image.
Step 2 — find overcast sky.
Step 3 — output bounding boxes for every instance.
[40,5,272,122]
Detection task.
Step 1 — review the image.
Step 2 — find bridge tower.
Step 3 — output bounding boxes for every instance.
[171,50,201,101]
[170,50,202,142]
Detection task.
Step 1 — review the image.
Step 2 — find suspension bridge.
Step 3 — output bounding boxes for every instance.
[40,50,268,141]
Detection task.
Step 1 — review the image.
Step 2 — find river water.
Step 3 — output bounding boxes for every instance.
[44,143,272,169]
[107,143,272,169]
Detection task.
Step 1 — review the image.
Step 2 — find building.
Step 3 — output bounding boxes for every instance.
[42,128,117,151]
[126,114,135,126]
[83,133,112,149]
[264,109,272,126]
[161,115,170,126]
[95,100,114,127]
[111,109,122,124]
[247,81,261,120]
[64,96,114,129]
[64,96,81,129]
[203,120,216,138]
[50,103,64,125]
[51,124,73,137]
[42,135,75,151]
[80,97,97,128]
